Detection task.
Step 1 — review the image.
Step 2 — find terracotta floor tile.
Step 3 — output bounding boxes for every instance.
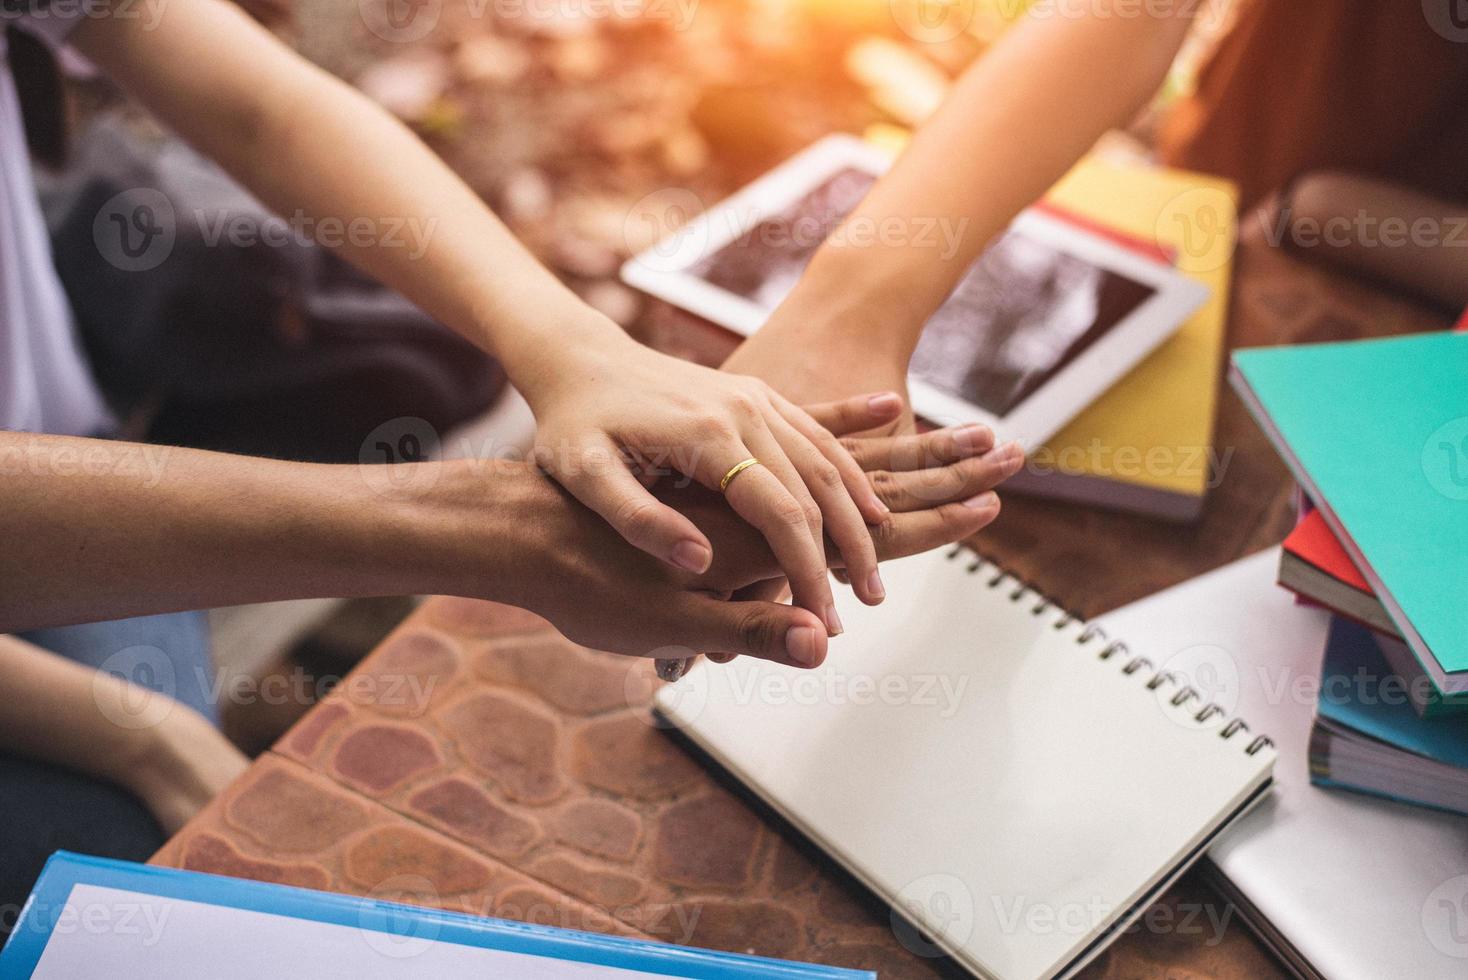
[471,636,640,717]
[549,798,643,862]
[164,590,1291,977]
[174,834,331,891]
[438,690,567,804]
[653,792,762,891]
[224,762,372,854]
[406,777,542,860]
[331,722,443,793]
[341,628,462,720]
[343,825,496,897]
[569,713,704,800]
[155,755,647,941]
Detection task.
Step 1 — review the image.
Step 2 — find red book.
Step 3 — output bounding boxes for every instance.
[1279,510,1398,637]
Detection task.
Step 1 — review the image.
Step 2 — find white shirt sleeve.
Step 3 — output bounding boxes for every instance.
[4,0,93,48]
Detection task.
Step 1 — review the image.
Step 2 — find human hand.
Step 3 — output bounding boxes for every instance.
[655,395,1023,675]
[417,401,1018,670]
[661,400,1019,592]
[517,327,892,636]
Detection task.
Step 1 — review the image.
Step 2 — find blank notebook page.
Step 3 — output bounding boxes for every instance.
[657,549,1273,980]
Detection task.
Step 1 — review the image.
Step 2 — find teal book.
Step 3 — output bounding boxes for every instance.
[1230,333,1468,692]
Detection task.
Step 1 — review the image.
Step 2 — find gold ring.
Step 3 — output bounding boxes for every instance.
[719,457,761,493]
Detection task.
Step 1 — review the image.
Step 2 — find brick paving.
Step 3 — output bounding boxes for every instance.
[156,595,1291,978]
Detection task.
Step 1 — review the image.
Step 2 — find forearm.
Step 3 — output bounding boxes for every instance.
[0,433,465,630]
[0,632,249,832]
[0,632,178,791]
[71,0,622,396]
[778,5,1195,356]
[1283,173,1468,312]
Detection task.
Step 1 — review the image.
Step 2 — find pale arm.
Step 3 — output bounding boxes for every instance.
[743,4,1198,393]
[67,0,893,615]
[0,633,247,833]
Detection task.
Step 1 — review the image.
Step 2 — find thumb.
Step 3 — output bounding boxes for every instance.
[672,593,828,668]
[802,391,904,437]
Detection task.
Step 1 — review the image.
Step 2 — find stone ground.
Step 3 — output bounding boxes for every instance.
[156,594,1289,979]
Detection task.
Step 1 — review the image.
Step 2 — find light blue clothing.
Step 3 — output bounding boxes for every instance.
[1,1,113,436]
[20,611,219,723]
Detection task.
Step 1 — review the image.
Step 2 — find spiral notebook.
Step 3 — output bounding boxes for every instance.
[655,548,1276,980]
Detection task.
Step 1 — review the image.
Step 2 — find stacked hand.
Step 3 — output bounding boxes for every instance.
[424,391,1021,671]
[519,331,895,639]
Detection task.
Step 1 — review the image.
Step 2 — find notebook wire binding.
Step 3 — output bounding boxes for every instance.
[944,546,1274,757]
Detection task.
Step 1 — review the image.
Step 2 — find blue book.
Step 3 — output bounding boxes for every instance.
[1309,617,1468,815]
[0,853,873,979]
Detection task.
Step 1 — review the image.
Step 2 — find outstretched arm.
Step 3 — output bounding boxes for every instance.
[0,398,1010,666]
[67,0,891,630]
[729,4,1197,405]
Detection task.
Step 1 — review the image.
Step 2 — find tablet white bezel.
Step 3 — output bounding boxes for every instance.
[621,134,1209,446]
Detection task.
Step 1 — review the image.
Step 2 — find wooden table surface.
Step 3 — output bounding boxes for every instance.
[154,221,1451,977]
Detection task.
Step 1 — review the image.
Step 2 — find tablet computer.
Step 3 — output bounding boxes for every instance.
[621,135,1208,446]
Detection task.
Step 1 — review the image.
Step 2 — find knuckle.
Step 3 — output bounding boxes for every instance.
[772,497,810,530]
[729,394,763,422]
[943,503,981,536]
[692,415,733,442]
[614,498,663,539]
[871,515,899,547]
[737,607,782,654]
[812,461,844,491]
[868,470,903,505]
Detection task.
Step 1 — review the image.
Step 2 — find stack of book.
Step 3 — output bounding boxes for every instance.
[1231,330,1468,816]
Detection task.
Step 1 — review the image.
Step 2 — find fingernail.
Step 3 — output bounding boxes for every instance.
[870,493,890,516]
[954,424,992,454]
[671,540,711,574]
[824,604,844,636]
[868,392,903,415]
[655,658,689,681]
[867,569,885,601]
[786,626,822,667]
[963,491,1001,511]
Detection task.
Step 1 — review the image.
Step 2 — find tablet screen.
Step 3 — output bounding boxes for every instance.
[688,169,1158,417]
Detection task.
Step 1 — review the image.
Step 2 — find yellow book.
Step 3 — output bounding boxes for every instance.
[1002,156,1239,521]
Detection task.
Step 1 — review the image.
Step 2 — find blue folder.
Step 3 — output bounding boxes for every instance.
[0,852,873,979]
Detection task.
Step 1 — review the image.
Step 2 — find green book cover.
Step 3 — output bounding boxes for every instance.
[1231,333,1468,679]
